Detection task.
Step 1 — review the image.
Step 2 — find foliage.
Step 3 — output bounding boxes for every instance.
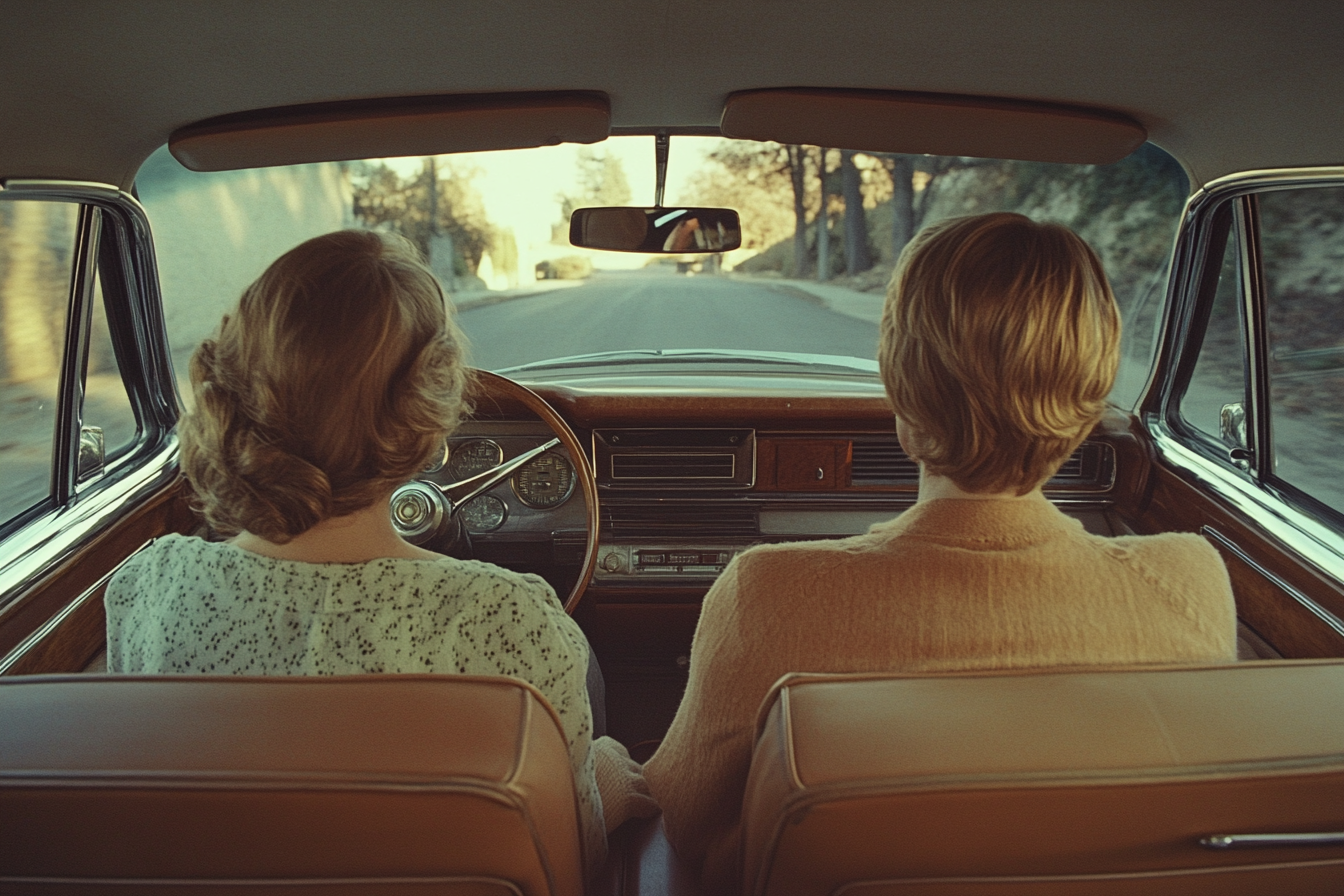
[557,148,632,221]
[679,141,801,252]
[351,159,496,273]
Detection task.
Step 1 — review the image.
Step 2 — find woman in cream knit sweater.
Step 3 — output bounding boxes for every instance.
[643,213,1238,892]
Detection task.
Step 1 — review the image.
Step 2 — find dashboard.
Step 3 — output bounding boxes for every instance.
[419,383,1141,604]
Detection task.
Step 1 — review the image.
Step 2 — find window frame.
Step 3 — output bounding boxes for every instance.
[1142,166,1344,587]
[0,180,179,616]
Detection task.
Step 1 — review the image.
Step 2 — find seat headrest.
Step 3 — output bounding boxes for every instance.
[0,674,587,895]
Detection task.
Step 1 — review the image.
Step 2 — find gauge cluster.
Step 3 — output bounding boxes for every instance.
[434,424,583,537]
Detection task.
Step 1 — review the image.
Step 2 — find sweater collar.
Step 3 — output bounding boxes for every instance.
[876,492,1083,548]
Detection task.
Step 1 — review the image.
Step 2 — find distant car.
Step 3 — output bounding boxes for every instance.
[535,255,594,280]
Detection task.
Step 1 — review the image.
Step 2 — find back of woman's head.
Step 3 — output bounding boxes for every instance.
[181,230,469,542]
[879,212,1120,494]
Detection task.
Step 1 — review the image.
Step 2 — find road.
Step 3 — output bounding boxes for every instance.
[455,268,881,371]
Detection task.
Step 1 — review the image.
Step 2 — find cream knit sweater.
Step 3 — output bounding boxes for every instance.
[643,495,1238,892]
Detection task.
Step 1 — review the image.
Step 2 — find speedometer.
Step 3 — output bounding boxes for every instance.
[512,452,575,509]
[448,439,503,480]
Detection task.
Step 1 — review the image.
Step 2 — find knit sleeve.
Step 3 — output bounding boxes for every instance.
[643,553,787,892]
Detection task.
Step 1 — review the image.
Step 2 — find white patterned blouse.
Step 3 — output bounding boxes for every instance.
[104,533,605,868]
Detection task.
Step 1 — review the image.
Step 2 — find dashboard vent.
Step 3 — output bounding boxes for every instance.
[1046,442,1113,487]
[850,439,1112,489]
[611,453,736,480]
[851,439,920,485]
[603,503,760,537]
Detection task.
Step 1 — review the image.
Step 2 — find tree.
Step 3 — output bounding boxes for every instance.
[558,148,632,221]
[680,141,798,259]
[840,149,873,275]
[786,145,813,278]
[351,159,495,275]
[885,155,915,260]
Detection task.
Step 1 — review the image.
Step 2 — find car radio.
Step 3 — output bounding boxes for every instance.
[593,543,747,582]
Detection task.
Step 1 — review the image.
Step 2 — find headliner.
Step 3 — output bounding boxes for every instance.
[3,0,1343,189]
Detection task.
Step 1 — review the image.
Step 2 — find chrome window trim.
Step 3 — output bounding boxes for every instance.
[0,441,179,611]
[1148,425,1344,587]
[0,181,180,615]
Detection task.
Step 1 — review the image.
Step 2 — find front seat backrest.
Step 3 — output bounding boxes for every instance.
[0,674,586,895]
[741,661,1344,896]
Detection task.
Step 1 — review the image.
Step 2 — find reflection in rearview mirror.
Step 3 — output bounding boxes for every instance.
[569,206,742,253]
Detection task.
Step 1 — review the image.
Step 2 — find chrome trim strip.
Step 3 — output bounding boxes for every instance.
[1201,525,1344,640]
[0,441,179,614]
[1151,430,1344,586]
[1202,832,1344,849]
[0,179,123,200]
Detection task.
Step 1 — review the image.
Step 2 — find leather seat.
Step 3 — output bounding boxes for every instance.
[0,674,588,895]
[741,661,1344,896]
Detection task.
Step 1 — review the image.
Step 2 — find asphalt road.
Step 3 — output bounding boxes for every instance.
[455,268,881,371]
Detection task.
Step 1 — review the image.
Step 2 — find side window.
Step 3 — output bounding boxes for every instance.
[0,199,78,526]
[1180,225,1249,448]
[83,268,139,470]
[1258,186,1344,515]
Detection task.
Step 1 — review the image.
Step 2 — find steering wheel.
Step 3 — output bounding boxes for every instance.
[388,370,599,614]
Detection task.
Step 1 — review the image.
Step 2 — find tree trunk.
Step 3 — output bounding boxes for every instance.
[787,145,809,279]
[889,155,915,262]
[816,148,830,282]
[840,150,872,275]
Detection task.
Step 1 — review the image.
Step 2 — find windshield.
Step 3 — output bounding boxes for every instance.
[137,136,1188,406]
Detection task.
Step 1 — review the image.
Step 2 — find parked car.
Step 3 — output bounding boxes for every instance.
[2,2,1343,894]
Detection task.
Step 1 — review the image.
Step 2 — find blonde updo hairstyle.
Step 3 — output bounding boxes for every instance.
[879,212,1120,495]
[181,230,469,542]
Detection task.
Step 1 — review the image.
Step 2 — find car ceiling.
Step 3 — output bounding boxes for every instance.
[3,0,1343,190]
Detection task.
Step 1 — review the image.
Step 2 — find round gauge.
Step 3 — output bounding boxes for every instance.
[460,494,507,533]
[448,439,503,480]
[512,452,575,509]
[421,439,449,474]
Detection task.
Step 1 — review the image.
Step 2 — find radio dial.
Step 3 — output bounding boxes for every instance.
[601,552,624,573]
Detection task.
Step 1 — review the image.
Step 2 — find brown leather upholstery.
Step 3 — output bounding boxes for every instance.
[0,674,587,895]
[742,661,1344,896]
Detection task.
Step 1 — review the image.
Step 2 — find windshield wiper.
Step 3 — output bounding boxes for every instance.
[496,349,879,376]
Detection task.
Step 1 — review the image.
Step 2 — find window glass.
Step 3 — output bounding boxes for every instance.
[135,141,1187,407]
[1259,186,1344,515]
[1180,230,1248,443]
[0,199,78,525]
[83,268,138,467]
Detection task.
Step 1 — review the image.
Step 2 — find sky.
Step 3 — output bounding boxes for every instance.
[384,135,724,281]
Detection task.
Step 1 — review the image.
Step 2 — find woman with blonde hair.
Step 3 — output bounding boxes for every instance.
[105,230,652,872]
[645,212,1238,892]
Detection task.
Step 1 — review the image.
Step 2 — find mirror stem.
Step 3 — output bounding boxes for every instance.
[654,131,669,208]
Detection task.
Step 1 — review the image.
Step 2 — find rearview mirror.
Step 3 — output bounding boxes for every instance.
[569,206,742,253]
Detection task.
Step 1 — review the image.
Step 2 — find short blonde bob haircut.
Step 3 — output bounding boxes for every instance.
[181,230,470,542]
[879,212,1120,495]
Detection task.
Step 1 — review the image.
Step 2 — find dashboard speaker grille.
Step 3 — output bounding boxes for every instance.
[603,504,759,537]
[610,453,736,480]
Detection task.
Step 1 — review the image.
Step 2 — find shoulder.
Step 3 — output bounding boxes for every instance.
[1103,531,1233,599]
[400,555,564,613]
[107,534,219,596]
[733,530,885,570]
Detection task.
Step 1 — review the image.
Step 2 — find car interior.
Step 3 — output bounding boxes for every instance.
[2,2,1344,894]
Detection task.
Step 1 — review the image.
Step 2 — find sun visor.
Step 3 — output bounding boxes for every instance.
[721,89,1146,164]
[170,92,611,171]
